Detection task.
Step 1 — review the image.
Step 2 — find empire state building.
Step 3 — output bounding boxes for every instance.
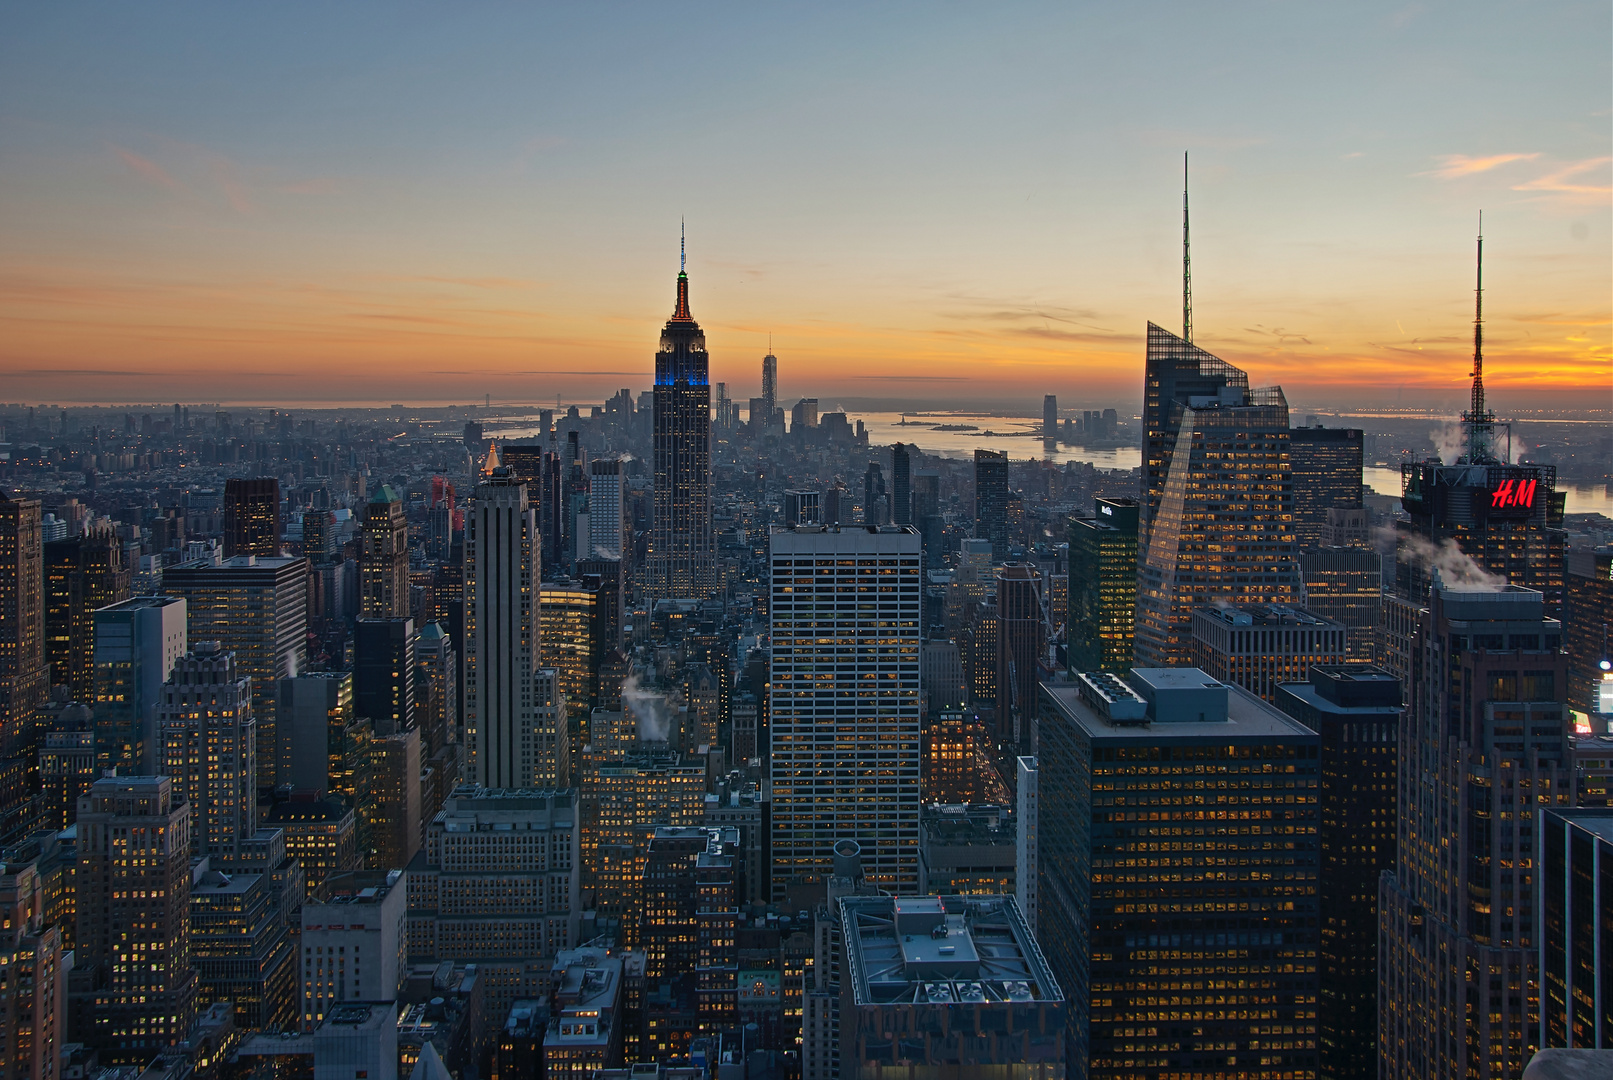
[647,245,716,599]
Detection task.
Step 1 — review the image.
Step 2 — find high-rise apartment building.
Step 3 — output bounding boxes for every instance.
[1067,497,1139,674]
[76,775,197,1063]
[223,477,282,559]
[1038,668,1321,1077]
[1378,584,1571,1079]
[361,485,410,619]
[158,642,256,858]
[769,525,922,898]
[1300,546,1384,662]
[1135,363,1302,668]
[973,450,1009,561]
[43,530,129,698]
[647,255,716,600]
[1191,602,1348,702]
[993,563,1044,745]
[465,467,546,789]
[1290,426,1364,548]
[405,787,580,1028]
[1275,665,1401,1080]
[1539,807,1612,1050]
[92,595,188,774]
[0,492,47,778]
[300,869,408,1029]
[163,555,307,788]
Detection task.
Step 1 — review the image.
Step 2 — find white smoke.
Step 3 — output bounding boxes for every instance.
[621,671,672,742]
[1389,528,1509,591]
[1429,420,1466,465]
[591,545,620,561]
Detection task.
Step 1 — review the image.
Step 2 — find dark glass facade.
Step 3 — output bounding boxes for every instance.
[974,449,1010,561]
[1140,322,1248,537]
[1289,427,1363,549]
[1068,497,1138,675]
[1539,808,1613,1050]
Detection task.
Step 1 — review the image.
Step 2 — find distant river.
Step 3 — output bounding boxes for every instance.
[858,412,1142,470]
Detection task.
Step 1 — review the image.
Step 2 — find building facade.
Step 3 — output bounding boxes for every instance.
[360,485,410,619]
[1067,497,1139,675]
[1538,807,1612,1050]
[647,259,716,600]
[42,530,129,699]
[158,642,257,858]
[223,477,281,559]
[1191,602,1348,702]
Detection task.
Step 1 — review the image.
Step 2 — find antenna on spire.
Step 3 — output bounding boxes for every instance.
[1182,152,1193,343]
[1462,211,1495,463]
[680,218,686,275]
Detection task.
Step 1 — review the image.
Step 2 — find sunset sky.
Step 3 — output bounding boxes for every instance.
[1,3,1608,413]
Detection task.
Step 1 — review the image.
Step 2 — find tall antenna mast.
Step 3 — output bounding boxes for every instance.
[681,217,686,275]
[1182,152,1193,343]
[1463,211,1495,462]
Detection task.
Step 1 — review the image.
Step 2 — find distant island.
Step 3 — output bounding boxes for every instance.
[933,423,978,431]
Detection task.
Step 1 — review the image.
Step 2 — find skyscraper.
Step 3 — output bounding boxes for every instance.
[223,477,282,559]
[43,529,129,698]
[1290,426,1364,548]
[1539,807,1613,1049]
[769,524,922,897]
[588,457,627,561]
[540,579,602,723]
[761,349,778,418]
[1300,546,1384,662]
[0,491,47,768]
[1378,584,1571,1079]
[163,555,307,788]
[1134,352,1302,668]
[92,595,188,774]
[353,616,417,735]
[360,485,410,619]
[993,563,1044,745]
[1067,497,1139,674]
[465,467,545,789]
[1038,669,1321,1076]
[76,775,197,1064]
[1140,322,1248,538]
[1190,602,1349,702]
[0,849,68,1080]
[647,244,716,600]
[891,443,912,526]
[973,449,1009,561]
[1043,394,1058,440]
[862,460,887,526]
[158,642,256,858]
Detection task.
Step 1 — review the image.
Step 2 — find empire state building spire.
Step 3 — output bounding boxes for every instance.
[672,218,692,322]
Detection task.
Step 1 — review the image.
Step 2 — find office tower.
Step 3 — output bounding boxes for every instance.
[1191,602,1348,702]
[361,485,410,619]
[769,524,922,898]
[1379,584,1571,1079]
[0,851,68,1080]
[1300,546,1383,661]
[0,492,47,769]
[580,745,707,926]
[1566,548,1613,719]
[1275,665,1401,1080]
[822,483,846,527]
[1067,498,1139,675]
[367,725,421,869]
[916,803,1015,894]
[466,467,547,789]
[639,826,740,1056]
[300,870,408,1029]
[91,595,188,774]
[973,450,1010,560]
[189,864,297,1031]
[588,457,627,561]
[1135,372,1303,668]
[406,788,581,1028]
[862,461,887,526]
[761,350,778,417]
[37,701,95,831]
[304,508,338,562]
[1290,426,1364,548]
[892,443,912,526]
[577,556,624,653]
[836,894,1065,1076]
[76,775,197,1063]
[264,799,357,897]
[541,579,603,720]
[414,622,457,756]
[920,709,994,804]
[791,398,819,434]
[43,530,129,698]
[157,642,256,858]
[1539,807,1612,1049]
[1140,322,1248,537]
[1037,394,1057,442]
[920,639,966,714]
[647,251,716,600]
[1038,669,1321,1076]
[353,617,417,732]
[313,1003,399,1080]
[994,564,1045,744]
[781,490,820,527]
[164,555,307,788]
[223,476,282,558]
[1394,237,1567,617]
[278,671,354,796]
[1015,755,1038,938]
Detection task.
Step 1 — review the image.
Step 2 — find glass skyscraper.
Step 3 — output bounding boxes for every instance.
[1068,497,1139,674]
[647,258,716,599]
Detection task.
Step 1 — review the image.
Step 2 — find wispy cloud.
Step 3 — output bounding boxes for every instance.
[1421,152,1539,179]
[1513,157,1612,199]
[114,147,185,192]
[851,374,969,381]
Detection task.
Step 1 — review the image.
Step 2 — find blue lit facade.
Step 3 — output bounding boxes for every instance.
[648,267,716,598]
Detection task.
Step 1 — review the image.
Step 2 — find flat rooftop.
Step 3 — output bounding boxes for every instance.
[839,894,1061,1008]
[1043,676,1318,743]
